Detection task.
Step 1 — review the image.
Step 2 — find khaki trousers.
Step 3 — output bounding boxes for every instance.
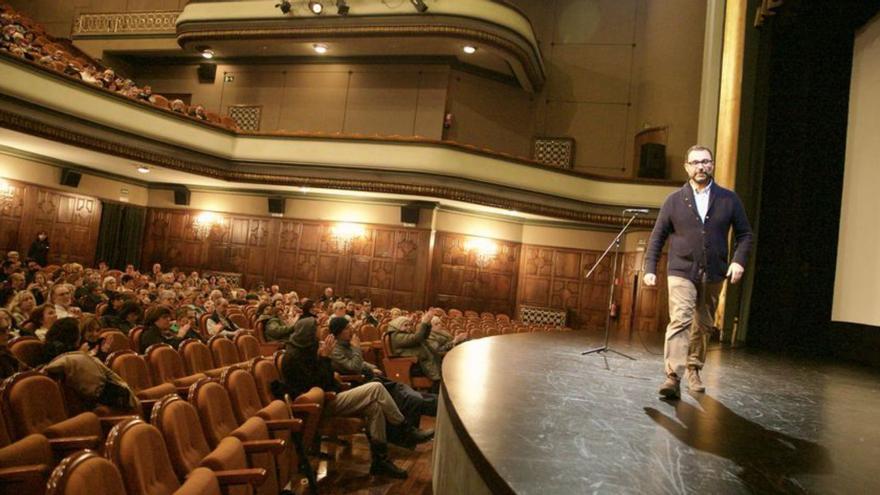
[664,276,723,379]
[325,381,404,443]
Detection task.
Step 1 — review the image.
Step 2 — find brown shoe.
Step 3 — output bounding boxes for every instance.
[658,375,680,400]
[686,368,705,393]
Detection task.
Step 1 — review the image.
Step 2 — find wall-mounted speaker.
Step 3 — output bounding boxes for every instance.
[400,205,420,224]
[268,196,285,215]
[173,187,190,206]
[638,143,667,179]
[60,168,81,188]
[197,63,217,84]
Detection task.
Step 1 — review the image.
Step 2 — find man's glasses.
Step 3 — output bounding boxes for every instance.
[687,159,714,166]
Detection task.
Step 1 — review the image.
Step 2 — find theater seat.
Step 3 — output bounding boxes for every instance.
[106,350,177,417]
[234,333,261,361]
[149,394,264,495]
[209,336,242,367]
[8,337,44,368]
[144,344,207,390]
[188,379,285,495]
[106,418,265,495]
[250,357,323,453]
[381,332,435,390]
[0,434,54,495]
[179,339,225,377]
[45,450,126,495]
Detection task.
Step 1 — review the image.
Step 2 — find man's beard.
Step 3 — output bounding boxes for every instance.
[691,171,712,184]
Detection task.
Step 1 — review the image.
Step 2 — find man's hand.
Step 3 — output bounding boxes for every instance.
[318,334,337,357]
[176,323,192,338]
[351,333,361,348]
[727,262,745,284]
[643,273,657,287]
[421,308,434,324]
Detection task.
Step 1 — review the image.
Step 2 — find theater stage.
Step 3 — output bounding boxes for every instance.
[432,331,880,494]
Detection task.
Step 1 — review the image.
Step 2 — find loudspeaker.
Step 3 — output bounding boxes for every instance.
[400,205,420,224]
[60,168,81,188]
[638,143,667,179]
[197,63,217,84]
[173,187,190,206]
[268,196,285,215]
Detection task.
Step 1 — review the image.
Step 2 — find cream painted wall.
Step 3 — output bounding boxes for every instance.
[6,0,188,38]
[0,153,149,204]
[131,63,448,138]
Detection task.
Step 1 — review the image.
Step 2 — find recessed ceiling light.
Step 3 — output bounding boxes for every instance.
[137,166,150,174]
[313,43,328,54]
[308,1,324,14]
[463,45,477,54]
[201,48,214,59]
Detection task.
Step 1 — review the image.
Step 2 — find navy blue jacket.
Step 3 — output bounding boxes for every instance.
[645,182,753,283]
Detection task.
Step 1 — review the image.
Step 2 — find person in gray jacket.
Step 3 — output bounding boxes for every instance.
[255,301,300,342]
[386,309,442,382]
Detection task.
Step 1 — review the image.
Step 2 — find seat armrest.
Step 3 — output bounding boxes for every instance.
[241,439,286,455]
[263,418,303,433]
[337,374,365,384]
[47,436,101,452]
[382,357,417,386]
[0,464,50,482]
[139,399,158,417]
[290,403,321,414]
[212,468,267,488]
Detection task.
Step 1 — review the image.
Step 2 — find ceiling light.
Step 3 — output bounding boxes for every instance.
[308,1,324,14]
[136,166,150,174]
[336,0,349,15]
[313,43,328,54]
[410,0,428,13]
[463,45,477,54]
[200,48,214,59]
[276,0,292,14]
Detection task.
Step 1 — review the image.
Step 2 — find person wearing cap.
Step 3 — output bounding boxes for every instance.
[278,315,420,479]
[328,316,437,449]
[386,309,442,383]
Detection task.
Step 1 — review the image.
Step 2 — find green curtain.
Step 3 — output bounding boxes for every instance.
[96,201,146,269]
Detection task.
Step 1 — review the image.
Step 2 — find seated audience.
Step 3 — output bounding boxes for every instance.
[276,317,429,479]
[206,298,239,337]
[43,317,139,412]
[386,310,442,383]
[0,308,26,378]
[426,315,468,358]
[255,301,298,342]
[22,302,56,340]
[49,283,75,318]
[328,317,437,448]
[104,300,141,333]
[139,305,197,352]
[7,288,36,328]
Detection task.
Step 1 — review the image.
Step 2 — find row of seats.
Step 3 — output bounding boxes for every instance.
[0,354,329,495]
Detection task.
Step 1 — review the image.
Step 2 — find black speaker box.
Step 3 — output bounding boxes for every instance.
[173,187,191,206]
[638,143,667,179]
[268,196,285,214]
[60,168,81,188]
[400,205,420,224]
[197,63,217,84]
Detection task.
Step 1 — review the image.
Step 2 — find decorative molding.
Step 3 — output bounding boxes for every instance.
[533,137,575,169]
[72,11,180,37]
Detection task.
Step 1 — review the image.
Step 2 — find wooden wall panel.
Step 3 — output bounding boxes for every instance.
[141,209,431,306]
[0,178,101,266]
[428,232,521,316]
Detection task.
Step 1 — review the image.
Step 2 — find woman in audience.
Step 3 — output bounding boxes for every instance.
[102,275,118,294]
[107,300,142,334]
[43,317,138,412]
[0,308,27,378]
[23,303,56,340]
[7,289,36,328]
[139,305,193,352]
[79,314,101,352]
[30,271,47,304]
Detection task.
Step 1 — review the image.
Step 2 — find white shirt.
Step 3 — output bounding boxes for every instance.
[691,181,712,223]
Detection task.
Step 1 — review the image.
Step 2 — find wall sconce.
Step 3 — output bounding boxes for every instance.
[327,222,366,252]
[0,179,13,199]
[464,237,498,269]
[193,211,224,239]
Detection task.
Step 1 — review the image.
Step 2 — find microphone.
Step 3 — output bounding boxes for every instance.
[623,208,650,214]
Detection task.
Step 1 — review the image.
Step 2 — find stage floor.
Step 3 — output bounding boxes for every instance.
[439,330,880,494]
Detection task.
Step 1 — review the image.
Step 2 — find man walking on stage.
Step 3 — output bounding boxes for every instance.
[643,145,752,399]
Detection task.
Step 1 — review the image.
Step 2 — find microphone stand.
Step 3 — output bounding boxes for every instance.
[581,209,643,359]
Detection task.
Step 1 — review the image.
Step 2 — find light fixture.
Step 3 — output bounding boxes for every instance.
[192,211,224,239]
[0,179,13,199]
[200,48,214,59]
[327,222,366,252]
[464,237,498,268]
[410,0,428,13]
[313,43,328,54]
[308,1,324,14]
[136,166,150,174]
[336,0,349,15]
[463,45,477,54]
[275,0,292,14]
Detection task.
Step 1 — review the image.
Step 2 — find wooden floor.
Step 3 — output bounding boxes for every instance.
[293,417,435,495]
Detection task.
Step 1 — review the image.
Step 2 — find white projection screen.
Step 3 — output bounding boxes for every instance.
[832,13,880,326]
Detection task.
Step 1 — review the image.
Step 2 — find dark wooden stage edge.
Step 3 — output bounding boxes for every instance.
[432,331,880,494]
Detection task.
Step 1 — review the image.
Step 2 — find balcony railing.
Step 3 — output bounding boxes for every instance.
[72,11,180,37]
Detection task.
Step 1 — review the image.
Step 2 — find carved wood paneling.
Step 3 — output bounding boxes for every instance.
[429,232,520,316]
[141,209,431,306]
[0,178,100,266]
